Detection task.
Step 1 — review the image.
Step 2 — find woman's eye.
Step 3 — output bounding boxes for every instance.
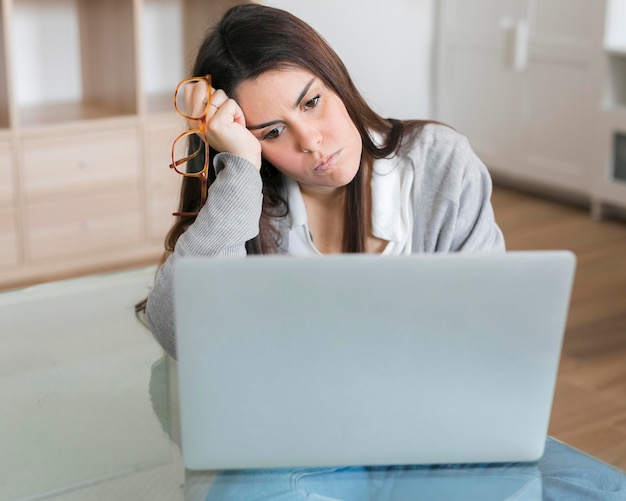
[304,95,321,110]
[263,126,284,140]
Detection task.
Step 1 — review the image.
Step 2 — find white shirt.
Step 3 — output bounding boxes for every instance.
[285,154,415,256]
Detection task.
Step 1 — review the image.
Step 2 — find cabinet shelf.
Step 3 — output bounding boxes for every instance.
[11,0,137,128]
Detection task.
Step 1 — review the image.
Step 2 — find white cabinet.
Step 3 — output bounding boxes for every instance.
[592,0,626,216]
[436,0,606,197]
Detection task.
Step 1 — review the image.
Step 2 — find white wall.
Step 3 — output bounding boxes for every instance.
[264,0,436,119]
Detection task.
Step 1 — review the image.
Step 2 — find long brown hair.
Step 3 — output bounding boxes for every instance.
[165,3,427,256]
[136,4,433,316]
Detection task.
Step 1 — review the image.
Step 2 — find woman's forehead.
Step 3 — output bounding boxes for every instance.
[237,68,318,95]
[235,68,323,114]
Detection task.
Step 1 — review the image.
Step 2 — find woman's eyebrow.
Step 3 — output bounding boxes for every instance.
[293,78,316,108]
[248,119,281,131]
[247,78,316,131]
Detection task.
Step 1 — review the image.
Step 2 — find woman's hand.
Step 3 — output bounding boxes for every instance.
[203,88,262,170]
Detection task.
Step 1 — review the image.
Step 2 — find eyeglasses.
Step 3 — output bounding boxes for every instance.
[170,75,213,217]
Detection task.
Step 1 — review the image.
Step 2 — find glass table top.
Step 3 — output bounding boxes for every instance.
[1,267,624,501]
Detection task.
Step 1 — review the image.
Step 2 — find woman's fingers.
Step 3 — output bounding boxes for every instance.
[206,89,228,115]
[205,92,262,169]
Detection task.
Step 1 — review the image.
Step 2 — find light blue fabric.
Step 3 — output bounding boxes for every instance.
[538,439,625,501]
[203,464,540,501]
[201,439,625,501]
[204,467,371,501]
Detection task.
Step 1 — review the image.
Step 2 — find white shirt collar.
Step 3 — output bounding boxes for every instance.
[285,175,308,228]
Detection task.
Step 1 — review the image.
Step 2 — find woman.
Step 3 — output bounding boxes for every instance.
[143,4,505,359]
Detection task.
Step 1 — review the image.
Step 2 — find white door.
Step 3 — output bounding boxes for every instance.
[436,0,529,169]
[518,0,605,191]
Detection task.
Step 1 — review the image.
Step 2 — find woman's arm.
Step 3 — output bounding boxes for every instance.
[444,140,505,253]
[146,153,263,358]
[410,125,505,253]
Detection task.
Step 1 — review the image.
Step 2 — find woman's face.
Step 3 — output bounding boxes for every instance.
[234,68,362,194]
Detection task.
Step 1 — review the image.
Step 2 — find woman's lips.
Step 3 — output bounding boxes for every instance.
[314,150,341,172]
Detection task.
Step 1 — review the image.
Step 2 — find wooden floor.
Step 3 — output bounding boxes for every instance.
[491,185,626,471]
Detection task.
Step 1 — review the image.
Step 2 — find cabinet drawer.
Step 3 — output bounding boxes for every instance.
[25,187,142,262]
[148,174,181,240]
[0,205,18,267]
[0,142,13,202]
[146,123,183,239]
[22,128,141,197]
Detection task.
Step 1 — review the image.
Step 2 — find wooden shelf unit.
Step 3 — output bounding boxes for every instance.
[0,0,251,290]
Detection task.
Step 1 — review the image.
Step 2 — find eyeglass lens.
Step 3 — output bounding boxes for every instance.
[172,131,207,176]
[175,79,210,119]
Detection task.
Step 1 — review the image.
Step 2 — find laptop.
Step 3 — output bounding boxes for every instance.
[174,251,576,470]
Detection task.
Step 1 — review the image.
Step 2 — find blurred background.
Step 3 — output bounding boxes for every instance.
[0,0,624,471]
[1,0,625,288]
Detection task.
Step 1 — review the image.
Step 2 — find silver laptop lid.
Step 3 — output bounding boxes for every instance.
[174,251,576,470]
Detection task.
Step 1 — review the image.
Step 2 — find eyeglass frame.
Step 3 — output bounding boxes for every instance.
[170,74,213,217]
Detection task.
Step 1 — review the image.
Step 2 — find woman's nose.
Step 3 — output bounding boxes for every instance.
[296,123,322,153]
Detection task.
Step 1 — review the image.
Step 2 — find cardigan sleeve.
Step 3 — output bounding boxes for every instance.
[145,153,263,358]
